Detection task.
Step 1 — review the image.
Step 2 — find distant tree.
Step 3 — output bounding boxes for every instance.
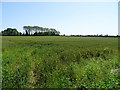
[39,27,43,32]
[27,26,31,35]
[44,28,49,33]
[23,26,32,35]
[1,28,21,36]
[23,25,60,36]
[63,34,65,36]
[105,34,108,37]
[32,26,37,35]
[99,34,103,37]
[23,26,29,36]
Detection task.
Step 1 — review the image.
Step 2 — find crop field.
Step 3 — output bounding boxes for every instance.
[2,36,120,88]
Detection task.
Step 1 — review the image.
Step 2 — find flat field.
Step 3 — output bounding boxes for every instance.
[2,36,120,88]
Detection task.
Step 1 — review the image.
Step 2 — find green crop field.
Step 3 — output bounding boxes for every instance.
[2,36,120,88]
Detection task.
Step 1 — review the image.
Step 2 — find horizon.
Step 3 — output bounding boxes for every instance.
[1,2,118,35]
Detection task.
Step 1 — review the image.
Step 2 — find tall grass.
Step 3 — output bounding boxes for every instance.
[2,36,119,88]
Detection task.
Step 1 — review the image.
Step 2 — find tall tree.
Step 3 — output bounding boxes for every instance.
[23,26,32,35]
[23,26,28,35]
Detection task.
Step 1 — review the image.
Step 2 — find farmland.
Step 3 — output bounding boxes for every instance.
[2,36,120,88]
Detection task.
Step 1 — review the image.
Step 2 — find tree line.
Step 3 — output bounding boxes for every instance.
[70,34,120,37]
[0,26,119,37]
[23,26,60,36]
[0,26,60,36]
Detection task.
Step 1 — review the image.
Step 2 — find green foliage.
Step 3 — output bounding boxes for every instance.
[2,36,119,88]
[1,28,21,36]
[23,26,60,36]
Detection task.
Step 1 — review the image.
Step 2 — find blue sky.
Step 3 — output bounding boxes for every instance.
[2,2,118,35]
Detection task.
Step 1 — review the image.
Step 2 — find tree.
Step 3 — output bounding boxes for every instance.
[23,25,60,36]
[23,26,28,36]
[23,26,32,35]
[1,28,21,36]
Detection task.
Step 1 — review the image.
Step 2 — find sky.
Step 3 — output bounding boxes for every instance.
[1,2,118,35]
